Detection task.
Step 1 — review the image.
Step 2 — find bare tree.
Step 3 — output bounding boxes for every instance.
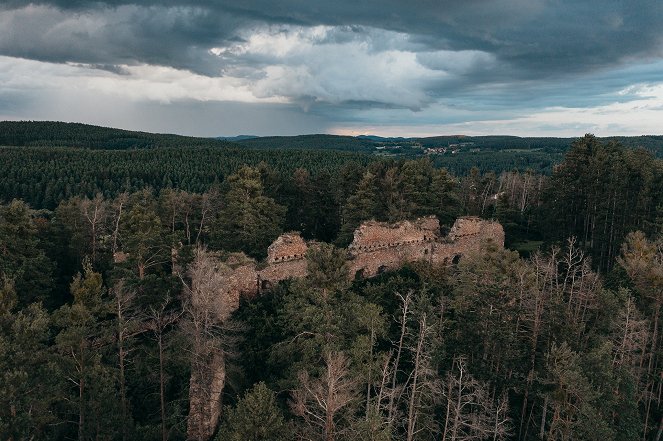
[404,312,441,441]
[146,296,181,441]
[618,232,663,440]
[560,238,601,325]
[112,281,145,441]
[195,188,221,245]
[111,192,128,257]
[180,247,238,441]
[441,357,511,441]
[611,289,650,373]
[366,351,398,439]
[387,290,412,426]
[80,194,108,266]
[291,351,358,441]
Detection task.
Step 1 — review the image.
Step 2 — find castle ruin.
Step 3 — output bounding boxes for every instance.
[218,215,504,311]
[186,215,504,440]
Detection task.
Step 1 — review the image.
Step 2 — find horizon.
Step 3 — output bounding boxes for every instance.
[2,2,663,136]
[2,118,663,140]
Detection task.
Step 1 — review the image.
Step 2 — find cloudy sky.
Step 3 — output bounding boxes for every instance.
[1,1,663,137]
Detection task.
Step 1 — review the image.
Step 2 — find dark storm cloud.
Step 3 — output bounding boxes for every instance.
[2,0,663,135]
[0,3,251,75]
[2,0,662,77]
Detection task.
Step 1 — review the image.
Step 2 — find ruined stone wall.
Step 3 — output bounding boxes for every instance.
[267,232,308,263]
[258,258,309,290]
[222,264,258,311]
[428,217,506,266]
[349,217,438,251]
[347,217,438,278]
[190,215,504,440]
[215,216,504,311]
[348,241,435,278]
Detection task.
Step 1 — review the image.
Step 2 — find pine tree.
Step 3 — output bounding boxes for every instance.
[216,382,293,441]
[211,166,286,259]
[337,171,381,246]
[52,260,120,441]
[0,200,54,306]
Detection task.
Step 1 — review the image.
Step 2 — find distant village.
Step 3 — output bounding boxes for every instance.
[373,140,479,156]
[424,142,478,155]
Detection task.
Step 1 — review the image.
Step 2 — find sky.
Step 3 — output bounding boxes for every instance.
[1,1,663,137]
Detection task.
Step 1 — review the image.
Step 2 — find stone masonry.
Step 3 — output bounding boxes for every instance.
[187,215,504,440]
[219,216,504,311]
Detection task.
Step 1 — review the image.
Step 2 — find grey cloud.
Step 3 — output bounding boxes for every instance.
[0,4,248,75]
[2,0,663,76]
[2,0,663,132]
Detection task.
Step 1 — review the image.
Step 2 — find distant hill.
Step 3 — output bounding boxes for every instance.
[417,135,663,155]
[0,121,238,149]
[238,133,663,156]
[216,135,260,142]
[4,121,661,156]
[237,134,377,152]
[356,135,415,142]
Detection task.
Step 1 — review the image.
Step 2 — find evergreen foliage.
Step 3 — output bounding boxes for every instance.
[0,130,661,440]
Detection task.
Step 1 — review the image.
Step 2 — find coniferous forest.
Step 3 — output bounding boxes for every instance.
[1,128,662,441]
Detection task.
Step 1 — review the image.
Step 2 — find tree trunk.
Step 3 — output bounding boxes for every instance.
[159,333,167,441]
[78,340,85,441]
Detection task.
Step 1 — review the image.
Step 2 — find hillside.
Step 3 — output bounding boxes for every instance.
[237,134,377,152]
[238,133,663,174]
[240,133,663,155]
[3,121,662,175]
[0,121,238,149]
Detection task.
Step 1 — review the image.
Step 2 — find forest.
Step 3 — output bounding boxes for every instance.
[4,121,663,176]
[0,133,662,441]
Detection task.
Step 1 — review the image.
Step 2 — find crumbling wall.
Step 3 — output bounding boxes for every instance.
[429,216,505,265]
[349,217,438,251]
[217,216,504,311]
[347,217,438,278]
[187,352,225,441]
[267,232,308,263]
[259,259,308,291]
[223,264,258,310]
[191,215,504,440]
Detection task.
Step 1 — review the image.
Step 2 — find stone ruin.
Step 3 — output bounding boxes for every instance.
[186,215,504,440]
[218,215,504,312]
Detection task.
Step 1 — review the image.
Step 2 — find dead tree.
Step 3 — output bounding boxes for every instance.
[441,357,511,441]
[146,296,181,441]
[180,247,237,441]
[291,351,358,441]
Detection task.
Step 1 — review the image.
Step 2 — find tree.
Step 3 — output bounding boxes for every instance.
[541,135,663,270]
[217,382,293,441]
[291,351,358,441]
[441,357,511,441]
[181,247,239,441]
[211,166,286,259]
[618,231,663,440]
[430,168,460,226]
[541,343,614,441]
[0,277,55,440]
[79,194,109,266]
[118,190,169,280]
[112,281,145,441]
[0,200,53,306]
[52,260,119,441]
[146,296,181,441]
[337,171,382,246]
